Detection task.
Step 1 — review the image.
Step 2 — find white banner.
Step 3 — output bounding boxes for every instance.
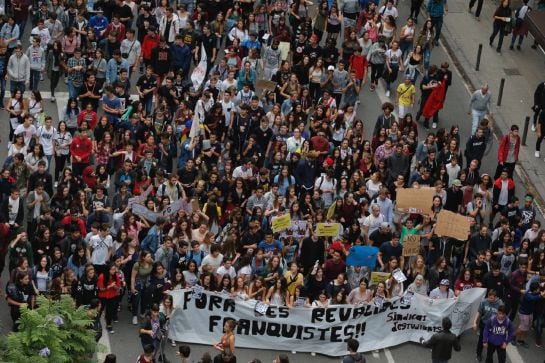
[169,288,485,356]
[131,198,191,222]
[191,46,207,91]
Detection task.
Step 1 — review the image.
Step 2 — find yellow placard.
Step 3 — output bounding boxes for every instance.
[370,272,391,286]
[315,222,341,237]
[272,214,292,233]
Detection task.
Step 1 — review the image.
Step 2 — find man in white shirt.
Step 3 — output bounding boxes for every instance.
[232,158,254,180]
[200,244,224,273]
[87,224,113,276]
[220,90,235,128]
[215,258,236,280]
[379,0,399,20]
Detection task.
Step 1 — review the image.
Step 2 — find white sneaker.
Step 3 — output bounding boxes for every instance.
[536,151,540,158]
[532,124,536,132]
[291,351,297,354]
[385,90,390,97]
[432,122,437,129]
[132,316,138,325]
[51,96,56,102]
[310,352,316,356]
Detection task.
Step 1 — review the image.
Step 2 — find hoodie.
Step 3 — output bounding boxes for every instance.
[7,52,30,82]
[26,45,46,71]
[483,315,514,346]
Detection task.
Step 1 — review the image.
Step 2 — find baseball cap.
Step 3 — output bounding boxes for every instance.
[380,222,390,228]
[325,157,334,166]
[327,65,335,71]
[452,179,462,187]
[440,279,450,286]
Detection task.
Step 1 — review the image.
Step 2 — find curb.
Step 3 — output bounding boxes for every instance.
[426,9,545,219]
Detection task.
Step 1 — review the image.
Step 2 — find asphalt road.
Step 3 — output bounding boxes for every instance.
[0,6,543,363]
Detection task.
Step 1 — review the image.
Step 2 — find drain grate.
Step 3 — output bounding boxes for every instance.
[503,68,521,76]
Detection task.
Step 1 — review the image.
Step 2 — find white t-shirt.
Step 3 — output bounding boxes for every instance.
[14,124,37,146]
[37,125,56,156]
[200,253,224,273]
[232,166,253,179]
[88,234,113,265]
[363,213,386,236]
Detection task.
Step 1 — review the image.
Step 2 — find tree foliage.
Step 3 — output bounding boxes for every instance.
[0,295,98,363]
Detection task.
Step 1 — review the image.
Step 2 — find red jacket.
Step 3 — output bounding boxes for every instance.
[142,33,160,61]
[97,272,121,299]
[70,135,93,164]
[497,134,520,163]
[77,110,98,130]
[61,216,87,236]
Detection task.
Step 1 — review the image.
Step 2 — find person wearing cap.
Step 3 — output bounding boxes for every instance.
[490,168,515,228]
[88,8,110,39]
[429,279,455,299]
[421,317,461,362]
[396,74,416,119]
[444,178,464,213]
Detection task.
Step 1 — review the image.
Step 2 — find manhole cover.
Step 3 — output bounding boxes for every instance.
[504,68,521,76]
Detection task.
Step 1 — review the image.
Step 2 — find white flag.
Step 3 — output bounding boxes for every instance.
[191,45,207,90]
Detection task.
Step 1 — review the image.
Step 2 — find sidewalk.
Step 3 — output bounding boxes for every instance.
[436,0,545,215]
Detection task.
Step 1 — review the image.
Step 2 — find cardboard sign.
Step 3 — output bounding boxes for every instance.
[370,272,391,286]
[396,187,436,214]
[278,41,290,60]
[402,235,421,256]
[435,210,472,241]
[271,214,292,233]
[315,222,341,237]
[256,79,277,92]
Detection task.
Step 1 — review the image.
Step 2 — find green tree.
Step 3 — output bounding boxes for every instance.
[0,295,98,363]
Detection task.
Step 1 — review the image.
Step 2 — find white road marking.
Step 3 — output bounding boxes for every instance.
[506,344,525,363]
[384,348,396,363]
[97,317,112,360]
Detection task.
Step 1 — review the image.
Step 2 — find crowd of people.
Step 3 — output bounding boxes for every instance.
[1,0,545,362]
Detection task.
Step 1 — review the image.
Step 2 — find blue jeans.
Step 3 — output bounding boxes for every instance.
[10,80,25,94]
[17,21,26,40]
[471,109,486,135]
[423,47,431,70]
[30,70,41,91]
[511,34,525,47]
[67,80,80,99]
[431,16,444,42]
[142,97,153,115]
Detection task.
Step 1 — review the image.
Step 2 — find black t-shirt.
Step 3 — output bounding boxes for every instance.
[136,74,158,100]
[379,241,402,262]
[253,127,273,153]
[199,33,217,58]
[115,4,133,26]
[369,229,392,248]
[178,167,197,186]
[292,41,307,65]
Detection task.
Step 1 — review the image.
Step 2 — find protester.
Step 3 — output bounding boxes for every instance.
[421,317,461,363]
